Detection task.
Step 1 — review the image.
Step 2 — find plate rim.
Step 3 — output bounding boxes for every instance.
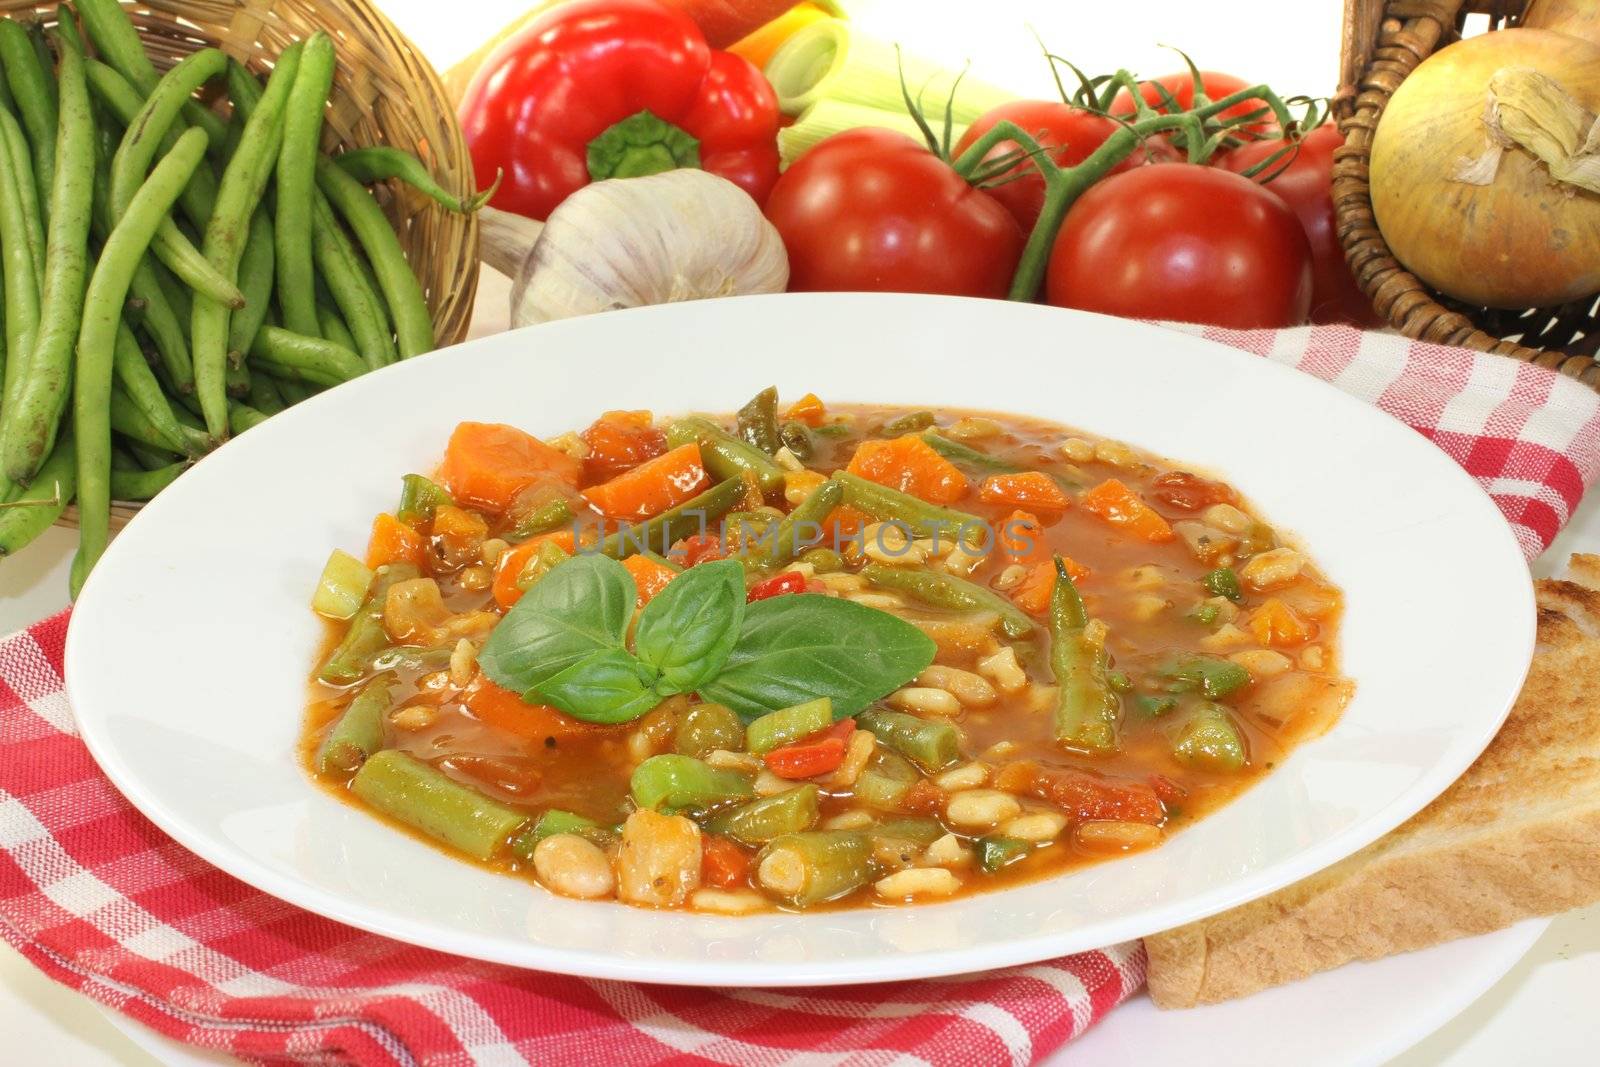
[65,293,1536,986]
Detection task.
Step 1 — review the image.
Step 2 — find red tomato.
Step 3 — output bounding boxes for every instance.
[1111,70,1276,148]
[1220,125,1382,327]
[764,128,1025,297]
[952,100,1178,232]
[1045,163,1313,329]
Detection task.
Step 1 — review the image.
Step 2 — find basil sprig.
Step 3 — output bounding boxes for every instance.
[477,555,935,724]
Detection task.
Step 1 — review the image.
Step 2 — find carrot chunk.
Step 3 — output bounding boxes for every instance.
[1079,478,1174,543]
[784,392,826,426]
[846,435,969,504]
[491,530,577,608]
[1011,557,1089,616]
[621,553,678,606]
[1248,598,1314,646]
[581,410,666,483]
[438,422,582,513]
[701,835,751,889]
[581,442,710,521]
[463,677,612,742]
[365,513,427,570]
[979,472,1070,515]
[998,509,1047,563]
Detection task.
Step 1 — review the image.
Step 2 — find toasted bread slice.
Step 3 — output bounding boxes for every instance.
[1145,553,1600,1008]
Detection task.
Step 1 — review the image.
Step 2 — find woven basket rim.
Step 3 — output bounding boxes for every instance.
[1332,0,1600,392]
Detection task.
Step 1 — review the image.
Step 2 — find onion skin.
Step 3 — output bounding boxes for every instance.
[1370,29,1600,309]
[1523,0,1600,47]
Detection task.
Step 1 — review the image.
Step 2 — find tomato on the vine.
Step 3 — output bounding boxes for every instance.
[952,100,1178,231]
[1220,124,1381,326]
[1045,163,1312,329]
[764,128,1024,297]
[1111,70,1276,147]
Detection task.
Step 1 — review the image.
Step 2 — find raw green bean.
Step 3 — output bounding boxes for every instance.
[316,304,356,352]
[350,750,529,861]
[755,830,873,907]
[756,478,841,567]
[672,701,745,757]
[859,563,1035,640]
[0,21,56,214]
[0,104,45,285]
[2,30,92,485]
[275,33,334,337]
[318,561,420,685]
[315,156,434,358]
[598,476,743,558]
[705,784,820,845]
[109,458,187,502]
[396,473,452,526]
[227,208,274,361]
[316,675,394,774]
[84,59,219,232]
[312,191,395,369]
[127,257,192,393]
[736,385,781,454]
[75,0,229,151]
[193,42,301,439]
[269,374,312,406]
[72,126,209,589]
[0,111,41,418]
[28,20,56,106]
[833,471,986,541]
[508,494,572,541]
[118,438,178,470]
[0,431,72,558]
[229,402,267,435]
[856,708,960,772]
[109,385,208,455]
[109,445,139,473]
[666,416,784,493]
[311,548,373,620]
[248,324,365,386]
[334,146,498,212]
[1049,556,1120,753]
[629,755,754,811]
[246,369,285,415]
[746,697,833,754]
[1173,702,1247,772]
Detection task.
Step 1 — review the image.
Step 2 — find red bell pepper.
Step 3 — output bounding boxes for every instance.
[746,569,806,602]
[764,719,856,779]
[458,0,782,221]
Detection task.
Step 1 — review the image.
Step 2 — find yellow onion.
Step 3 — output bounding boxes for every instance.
[1523,0,1600,47]
[1370,29,1600,308]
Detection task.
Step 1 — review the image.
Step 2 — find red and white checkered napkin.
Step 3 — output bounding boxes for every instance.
[2,326,1596,1066]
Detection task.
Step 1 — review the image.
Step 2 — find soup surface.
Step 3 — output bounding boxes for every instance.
[303,393,1351,913]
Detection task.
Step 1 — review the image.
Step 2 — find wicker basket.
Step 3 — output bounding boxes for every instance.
[5,0,481,529]
[1334,0,1600,390]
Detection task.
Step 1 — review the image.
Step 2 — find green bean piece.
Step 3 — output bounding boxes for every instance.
[73,128,211,588]
[334,146,499,212]
[0,21,56,213]
[0,432,72,558]
[2,29,92,486]
[859,563,1035,640]
[851,770,912,809]
[735,386,781,454]
[247,371,285,416]
[249,324,366,387]
[193,42,302,439]
[0,111,41,418]
[755,831,873,907]
[509,810,616,860]
[868,817,945,848]
[833,471,986,541]
[665,416,784,493]
[275,33,334,337]
[1202,567,1243,602]
[778,420,813,460]
[1135,694,1179,718]
[920,429,1022,474]
[880,410,935,436]
[673,702,746,757]
[396,474,453,527]
[1160,654,1251,700]
[757,478,842,567]
[368,645,454,674]
[705,784,820,845]
[1049,556,1120,754]
[745,697,833,754]
[1173,702,1248,773]
[800,546,843,573]
[107,459,185,501]
[598,476,743,559]
[315,675,395,775]
[508,494,573,541]
[508,538,569,597]
[1186,602,1220,627]
[350,750,529,861]
[977,836,1031,873]
[315,156,435,358]
[311,190,396,369]
[312,548,373,620]
[856,708,961,772]
[227,208,274,362]
[318,562,420,685]
[0,104,44,286]
[629,755,754,812]
[316,305,357,353]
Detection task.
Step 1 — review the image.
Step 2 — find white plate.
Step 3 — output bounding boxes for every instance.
[66,293,1534,987]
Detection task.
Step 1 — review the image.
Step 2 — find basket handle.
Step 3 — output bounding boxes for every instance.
[1337,0,1472,120]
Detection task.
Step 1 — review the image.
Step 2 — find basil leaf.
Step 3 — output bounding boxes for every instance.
[699,594,937,719]
[633,559,746,696]
[477,554,637,695]
[532,648,661,724]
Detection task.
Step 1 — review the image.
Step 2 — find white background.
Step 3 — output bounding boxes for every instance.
[3,1,1597,1064]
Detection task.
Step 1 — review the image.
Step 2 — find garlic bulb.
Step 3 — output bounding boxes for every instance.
[477,170,789,327]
